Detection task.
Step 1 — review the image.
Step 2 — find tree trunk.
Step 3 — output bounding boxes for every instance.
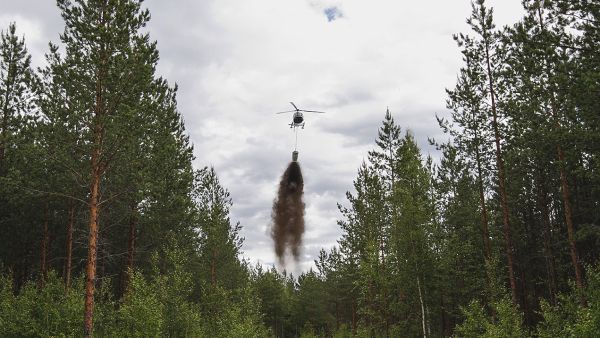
[475,145,491,260]
[520,267,530,326]
[65,201,75,289]
[84,158,101,338]
[39,202,49,287]
[484,39,518,305]
[536,4,585,301]
[84,53,106,337]
[538,177,557,304]
[557,146,585,296]
[211,248,217,287]
[441,296,448,336]
[84,6,108,334]
[0,78,11,169]
[335,300,340,331]
[417,275,427,338]
[352,299,357,334]
[124,203,138,291]
[0,110,7,169]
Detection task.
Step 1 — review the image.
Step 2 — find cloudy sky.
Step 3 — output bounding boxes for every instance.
[1,0,525,274]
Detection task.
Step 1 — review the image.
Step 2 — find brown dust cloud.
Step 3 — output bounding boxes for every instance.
[271,161,305,265]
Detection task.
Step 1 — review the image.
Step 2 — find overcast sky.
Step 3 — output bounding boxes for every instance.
[0,0,525,274]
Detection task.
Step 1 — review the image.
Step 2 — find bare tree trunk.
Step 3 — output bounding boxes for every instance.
[211,248,217,287]
[557,146,585,297]
[84,44,106,337]
[474,139,491,260]
[123,203,138,292]
[84,159,101,338]
[352,300,357,334]
[65,201,75,289]
[441,296,448,336]
[0,114,6,169]
[520,268,530,326]
[335,300,340,331]
[0,82,11,169]
[39,202,49,287]
[484,40,518,305]
[126,206,137,272]
[416,275,427,338]
[83,4,108,334]
[538,177,557,304]
[535,5,585,301]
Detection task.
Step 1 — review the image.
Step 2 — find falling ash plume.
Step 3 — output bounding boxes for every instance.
[271,161,305,265]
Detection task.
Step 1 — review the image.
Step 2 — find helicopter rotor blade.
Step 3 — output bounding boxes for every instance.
[290,102,299,111]
[275,110,296,114]
[299,109,327,114]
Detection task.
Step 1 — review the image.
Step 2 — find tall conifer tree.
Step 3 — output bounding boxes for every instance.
[50,0,164,334]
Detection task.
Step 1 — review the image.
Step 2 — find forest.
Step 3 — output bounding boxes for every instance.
[0,0,599,337]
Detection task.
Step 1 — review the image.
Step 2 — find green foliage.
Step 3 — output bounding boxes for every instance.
[572,267,600,336]
[0,272,83,337]
[198,285,269,338]
[117,272,164,338]
[536,296,578,338]
[331,324,352,338]
[454,297,528,338]
[536,265,600,338]
[299,323,319,338]
[149,242,203,337]
[0,240,267,337]
[193,167,246,291]
[222,286,270,338]
[252,266,294,335]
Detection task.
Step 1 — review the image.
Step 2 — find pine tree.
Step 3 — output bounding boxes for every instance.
[193,166,245,290]
[433,143,487,334]
[0,22,40,290]
[366,108,403,333]
[389,132,435,337]
[450,0,518,305]
[0,23,35,171]
[51,0,166,334]
[253,266,294,336]
[38,41,88,290]
[443,39,494,262]
[368,108,402,189]
[506,0,589,297]
[337,162,388,334]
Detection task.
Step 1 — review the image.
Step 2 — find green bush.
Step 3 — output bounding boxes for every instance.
[0,259,270,337]
[116,271,164,338]
[454,296,528,338]
[0,272,83,338]
[332,324,353,338]
[536,265,600,338]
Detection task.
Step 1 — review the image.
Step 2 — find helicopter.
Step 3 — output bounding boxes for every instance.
[276,102,326,129]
